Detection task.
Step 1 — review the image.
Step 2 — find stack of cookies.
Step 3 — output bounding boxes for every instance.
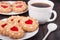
[0,1,28,13]
[0,16,39,39]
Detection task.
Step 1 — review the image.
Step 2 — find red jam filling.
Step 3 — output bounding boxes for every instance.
[11,26,18,31]
[1,5,8,8]
[18,20,20,23]
[11,19,14,21]
[1,23,7,28]
[25,19,33,24]
[16,5,23,8]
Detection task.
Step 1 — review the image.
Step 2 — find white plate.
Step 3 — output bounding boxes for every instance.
[0,18,39,40]
[0,1,28,15]
[0,10,28,15]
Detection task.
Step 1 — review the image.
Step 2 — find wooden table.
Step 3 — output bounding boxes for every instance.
[0,0,60,40]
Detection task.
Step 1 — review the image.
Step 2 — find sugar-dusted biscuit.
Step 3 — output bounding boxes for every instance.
[15,16,25,25]
[5,23,25,39]
[7,16,18,24]
[20,17,39,32]
[0,1,12,13]
[12,1,28,13]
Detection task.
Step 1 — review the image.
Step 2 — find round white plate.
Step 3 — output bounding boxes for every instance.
[0,1,28,15]
[0,10,28,15]
[0,18,39,40]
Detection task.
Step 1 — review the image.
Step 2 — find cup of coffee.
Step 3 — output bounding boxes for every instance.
[30,0,49,2]
[28,1,57,24]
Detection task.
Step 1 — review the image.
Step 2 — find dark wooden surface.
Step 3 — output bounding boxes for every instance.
[0,0,60,40]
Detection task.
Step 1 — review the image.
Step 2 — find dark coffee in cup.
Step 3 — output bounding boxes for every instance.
[31,3,51,8]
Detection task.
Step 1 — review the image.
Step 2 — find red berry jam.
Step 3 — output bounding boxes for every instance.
[1,5,8,8]
[11,26,18,31]
[1,23,7,28]
[25,19,33,24]
[16,5,22,8]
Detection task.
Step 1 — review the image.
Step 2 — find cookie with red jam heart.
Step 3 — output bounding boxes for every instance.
[20,17,39,32]
[0,1,12,13]
[5,23,25,39]
[12,1,28,13]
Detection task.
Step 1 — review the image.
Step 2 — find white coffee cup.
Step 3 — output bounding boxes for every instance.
[30,0,49,2]
[28,1,57,24]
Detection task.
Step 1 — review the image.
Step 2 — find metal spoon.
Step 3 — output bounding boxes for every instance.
[42,23,57,40]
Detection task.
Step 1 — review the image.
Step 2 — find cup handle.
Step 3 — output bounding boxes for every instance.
[48,10,57,22]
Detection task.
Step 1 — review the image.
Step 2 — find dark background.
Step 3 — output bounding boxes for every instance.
[0,0,60,40]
